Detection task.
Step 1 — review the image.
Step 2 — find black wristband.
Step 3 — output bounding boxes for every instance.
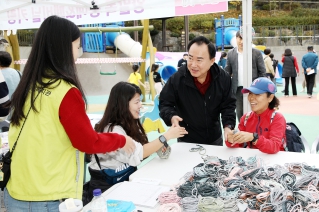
[251,133,259,143]
[224,124,234,130]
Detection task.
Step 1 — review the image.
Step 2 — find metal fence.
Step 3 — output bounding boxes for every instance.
[16,24,319,47]
[253,25,319,46]
[17,30,37,46]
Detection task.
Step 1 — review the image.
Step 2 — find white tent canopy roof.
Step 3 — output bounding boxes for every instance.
[0,0,228,30]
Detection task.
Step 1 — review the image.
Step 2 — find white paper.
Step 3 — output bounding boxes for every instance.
[103,181,170,208]
[307,69,315,75]
[131,178,162,185]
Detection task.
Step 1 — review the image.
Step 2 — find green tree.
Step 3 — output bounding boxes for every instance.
[229,1,242,11]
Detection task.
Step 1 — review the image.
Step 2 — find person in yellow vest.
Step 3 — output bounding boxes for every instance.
[4,15,136,212]
[127,64,146,89]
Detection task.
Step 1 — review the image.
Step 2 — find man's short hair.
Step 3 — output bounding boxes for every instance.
[308,46,314,51]
[236,31,242,39]
[187,36,216,59]
[183,53,188,56]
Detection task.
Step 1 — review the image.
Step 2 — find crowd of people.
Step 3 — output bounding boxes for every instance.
[0,15,317,211]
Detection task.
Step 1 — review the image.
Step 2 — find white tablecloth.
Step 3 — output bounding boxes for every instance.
[84,142,319,212]
[130,142,319,186]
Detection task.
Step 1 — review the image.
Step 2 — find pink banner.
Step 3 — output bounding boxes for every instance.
[175,0,228,16]
[0,0,228,30]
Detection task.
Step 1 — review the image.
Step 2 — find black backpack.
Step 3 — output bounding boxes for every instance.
[244,111,304,152]
[285,122,304,152]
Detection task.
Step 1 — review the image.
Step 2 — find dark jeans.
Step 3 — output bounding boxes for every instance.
[305,73,316,95]
[236,86,243,121]
[284,77,297,96]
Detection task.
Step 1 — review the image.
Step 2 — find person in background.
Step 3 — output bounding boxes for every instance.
[127,64,146,89]
[88,82,187,201]
[4,15,135,212]
[0,65,9,122]
[263,49,275,83]
[281,48,299,97]
[226,77,286,154]
[151,63,165,95]
[224,30,266,121]
[177,53,188,69]
[269,53,278,78]
[0,51,21,99]
[301,46,318,98]
[217,52,227,69]
[160,36,236,146]
[301,49,317,93]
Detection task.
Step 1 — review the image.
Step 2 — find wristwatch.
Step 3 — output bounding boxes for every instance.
[225,124,234,130]
[159,135,169,148]
[251,133,259,144]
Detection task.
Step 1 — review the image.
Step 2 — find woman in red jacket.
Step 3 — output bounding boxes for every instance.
[226,77,286,154]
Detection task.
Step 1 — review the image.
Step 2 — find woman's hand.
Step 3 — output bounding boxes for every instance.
[164,126,188,140]
[231,131,254,146]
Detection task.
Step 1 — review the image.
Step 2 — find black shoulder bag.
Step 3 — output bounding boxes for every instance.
[0,90,41,190]
[93,154,136,185]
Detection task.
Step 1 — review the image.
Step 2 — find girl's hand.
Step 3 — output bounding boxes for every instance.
[164,126,188,140]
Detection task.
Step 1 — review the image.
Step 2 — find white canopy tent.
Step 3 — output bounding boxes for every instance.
[0,0,253,115]
[0,0,228,30]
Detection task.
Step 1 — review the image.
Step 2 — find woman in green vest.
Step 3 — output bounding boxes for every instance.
[4,15,136,212]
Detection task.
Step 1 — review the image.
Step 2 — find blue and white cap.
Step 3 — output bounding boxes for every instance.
[242,77,277,94]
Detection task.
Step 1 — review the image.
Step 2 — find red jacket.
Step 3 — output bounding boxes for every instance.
[226,108,286,154]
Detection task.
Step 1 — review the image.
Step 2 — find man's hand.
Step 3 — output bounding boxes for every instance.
[227,131,235,143]
[122,135,136,154]
[171,115,183,127]
[224,127,232,141]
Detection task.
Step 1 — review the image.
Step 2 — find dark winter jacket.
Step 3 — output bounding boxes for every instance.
[159,63,236,145]
[282,56,299,77]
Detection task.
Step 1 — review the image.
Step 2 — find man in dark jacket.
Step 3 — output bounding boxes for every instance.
[177,53,188,69]
[159,36,236,145]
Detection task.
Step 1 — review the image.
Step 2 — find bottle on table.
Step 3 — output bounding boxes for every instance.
[90,189,107,212]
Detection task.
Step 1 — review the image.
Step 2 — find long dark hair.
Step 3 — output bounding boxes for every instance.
[95,82,148,145]
[10,16,86,126]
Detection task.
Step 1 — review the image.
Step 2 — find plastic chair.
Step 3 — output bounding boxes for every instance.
[300,135,310,154]
[310,135,319,154]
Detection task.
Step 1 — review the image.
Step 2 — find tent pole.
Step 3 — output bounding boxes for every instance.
[140,20,149,102]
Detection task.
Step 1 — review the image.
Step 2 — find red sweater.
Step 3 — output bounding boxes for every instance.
[59,88,125,154]
[225,108,286,154]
